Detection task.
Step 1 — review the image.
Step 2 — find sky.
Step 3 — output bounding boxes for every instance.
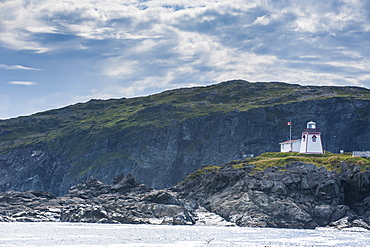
[1,0,370,119]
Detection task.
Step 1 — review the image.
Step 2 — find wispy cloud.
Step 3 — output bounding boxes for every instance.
[0,64,41,70]
[7,81,37,86]
[97,1,368,94]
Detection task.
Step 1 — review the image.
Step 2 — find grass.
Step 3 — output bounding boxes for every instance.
[186,165,222,180]
[244,152,370,172]
[232,162,246,169]
[184,152,370,181]
[245,152,370,171]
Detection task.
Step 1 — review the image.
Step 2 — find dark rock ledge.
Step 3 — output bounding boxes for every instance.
[1,162,370,230]
[173,162,370,230]
[0,174,196,225]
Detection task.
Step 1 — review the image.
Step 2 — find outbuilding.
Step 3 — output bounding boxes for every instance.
[279,139,301,152]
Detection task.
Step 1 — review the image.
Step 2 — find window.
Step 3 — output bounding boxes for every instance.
[312,135,317,142]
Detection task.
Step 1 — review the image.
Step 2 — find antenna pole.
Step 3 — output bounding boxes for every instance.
[289,121,292,152]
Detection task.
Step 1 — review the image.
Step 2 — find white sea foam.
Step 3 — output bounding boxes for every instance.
[0,222,369,246]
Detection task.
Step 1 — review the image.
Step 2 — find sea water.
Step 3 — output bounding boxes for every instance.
[0,222,369,246]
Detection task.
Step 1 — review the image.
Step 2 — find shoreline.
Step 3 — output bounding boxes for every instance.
[1,222,369,246]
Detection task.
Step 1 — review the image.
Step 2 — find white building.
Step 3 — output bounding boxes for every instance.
[279,139,301,152]
[299,121,324,154]
[352,151,370,157]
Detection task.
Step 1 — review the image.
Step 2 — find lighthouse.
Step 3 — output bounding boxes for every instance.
[299,121,324,154]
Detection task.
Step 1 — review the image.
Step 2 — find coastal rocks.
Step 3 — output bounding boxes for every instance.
[176,162,370,229]
[60,175,195,225]
[1,163,370,230]
[0,175,195,225]
[328,216,370,231]
[0,190,60,222]
[67,177,110,199]
[193,206,236,226]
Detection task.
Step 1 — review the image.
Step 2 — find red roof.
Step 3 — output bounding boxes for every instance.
[279,139,300,144]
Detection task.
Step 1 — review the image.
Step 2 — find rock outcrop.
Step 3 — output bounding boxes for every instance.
[174,162,370,229]
[0,174,195,225]
[1,164,370,230]
[0,190,60,222]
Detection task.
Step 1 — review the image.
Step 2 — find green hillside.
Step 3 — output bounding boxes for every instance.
[1,80,370,152]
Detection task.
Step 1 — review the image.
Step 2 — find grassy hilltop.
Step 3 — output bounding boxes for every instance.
[1,80,370,152]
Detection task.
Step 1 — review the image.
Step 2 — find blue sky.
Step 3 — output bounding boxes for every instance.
[1,0,370,119]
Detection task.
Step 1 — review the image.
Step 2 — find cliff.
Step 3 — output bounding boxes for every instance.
[174,152,370,229]
[1,80,370,195]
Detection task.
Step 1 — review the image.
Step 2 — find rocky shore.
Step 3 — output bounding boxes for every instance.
[174,161,370,230]
[0,174,196,225]
[1,162,370,230]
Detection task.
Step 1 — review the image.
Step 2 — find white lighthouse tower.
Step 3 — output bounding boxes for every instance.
[299,121,324,154]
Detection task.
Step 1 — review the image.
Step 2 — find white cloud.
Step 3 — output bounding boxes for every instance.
[7,81,37,86]
[0,64,40,70]
[103,60,139,78]
[92,0,370,96]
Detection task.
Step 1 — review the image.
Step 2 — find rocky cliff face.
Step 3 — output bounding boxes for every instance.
[174,161,370,229]
[0,81,370,196]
